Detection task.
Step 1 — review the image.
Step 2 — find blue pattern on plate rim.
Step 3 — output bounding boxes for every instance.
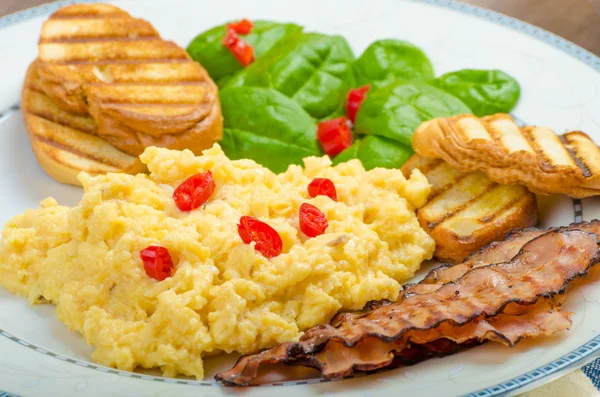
[0,0,599,396]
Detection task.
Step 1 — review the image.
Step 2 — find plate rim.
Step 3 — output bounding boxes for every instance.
[0,1,599,396]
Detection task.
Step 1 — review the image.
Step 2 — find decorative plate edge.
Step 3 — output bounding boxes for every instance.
[410,0,600,72]
[0,0,598,395]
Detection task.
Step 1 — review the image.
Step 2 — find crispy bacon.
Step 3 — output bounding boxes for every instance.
[417,220,600,288]
[356,220,600,315]
[418,227,546,286]
[309,299,571,378]
[289,338,479,378]
[330,224,575,326]
[215,300,569,384]
[216,224,600,385]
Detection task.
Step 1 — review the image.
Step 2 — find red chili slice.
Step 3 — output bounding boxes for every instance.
[316,116,353,157]
[237,216,283,258]
[173,171,215,212]
[228,19,254,35]
[299,203,329,238]
[346,84,371,123]
[222,27,255,67]
[307,178,337,201]
[223,26,238,46]
[140,246,174,281]
[230,40,255,66]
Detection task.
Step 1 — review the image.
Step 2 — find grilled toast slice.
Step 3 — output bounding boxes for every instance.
[22,61,146,186]
[402,154,538,263]
[412,114,600,198]
[35,3,222,156]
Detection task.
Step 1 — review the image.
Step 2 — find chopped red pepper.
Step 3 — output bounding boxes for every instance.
[308,178,337,201]
[299,203,328,238]
[346,85,371,123]
[230,40,254,66]
[228,19,254,35]
[140,246,174,281]
[316,116,353,157]
[173,171,215,212]
[237,216,283,258]
[222,26,238,47]
[222,26,255,67]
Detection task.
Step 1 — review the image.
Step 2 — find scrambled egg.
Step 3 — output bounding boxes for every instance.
[0,144,434,379]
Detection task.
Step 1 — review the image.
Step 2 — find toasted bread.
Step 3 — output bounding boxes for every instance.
[22,61,146,186]
[35,3,222,156]
[402,154,538,263]
[412,114,600,198]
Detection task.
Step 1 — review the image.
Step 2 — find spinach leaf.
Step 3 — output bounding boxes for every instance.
[186,21,302,82]
[221,128,319,173]
[332,140,359,165]
[354,81,471,146]
[353,39,434,88]
[333,136,413,170]
[219,86,321,173]
[434,69,520,116]
[225,33,356,119]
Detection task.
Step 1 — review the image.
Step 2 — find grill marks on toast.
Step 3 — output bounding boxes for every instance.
[404,158,506,231]
[401,154,537,263]
[40,18,158,42]
[38,5,195,73]
[23,62,143,181]
[420,172,493,229]
[26,90,97,135]
[86,84,211,104]
[497,121,598,178]
[560,132,600,178]
[40,63,206,84]
[440,185,530,237]
[35,3,222,157]
[31,117,127,171]
[39,41,188,63]
[413,114,600,197]
[521,126,576,169]
[25,63,97,134]
[486,117,534,154]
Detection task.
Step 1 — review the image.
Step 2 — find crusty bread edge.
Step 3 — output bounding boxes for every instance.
[22,61,147,186]
[424,192,538,264]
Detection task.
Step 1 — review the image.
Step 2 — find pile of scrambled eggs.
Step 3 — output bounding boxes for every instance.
[0,144,434,379]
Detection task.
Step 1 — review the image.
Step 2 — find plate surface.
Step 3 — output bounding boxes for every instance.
[1,0,600,396]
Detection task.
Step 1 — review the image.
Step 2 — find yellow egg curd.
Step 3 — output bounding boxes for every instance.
[0,144,434,379]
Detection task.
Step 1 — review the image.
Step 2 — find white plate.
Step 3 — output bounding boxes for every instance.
[1,0,600,396]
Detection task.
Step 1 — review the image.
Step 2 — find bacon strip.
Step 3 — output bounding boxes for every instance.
[215,300,569,384]
[420,221,600,286]
[308,299,570,378]
[352,221,599,317]
[331,223,595,326]
[216,226,600,385]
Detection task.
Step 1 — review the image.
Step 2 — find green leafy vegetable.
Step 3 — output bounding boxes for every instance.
[216,74,234,89]
[225,33,356,119]
[333,135,413,170]
[353,39,434,88]
[219,86,321,173]
[354,81,471,146]
[434,69,520,116]
[188,19,521,174]
[186,21,302,82]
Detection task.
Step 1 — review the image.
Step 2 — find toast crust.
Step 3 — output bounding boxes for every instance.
[412,114,600,198]
[22,61,146,186]
[34,3,222,156]
[402,154,538,263]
